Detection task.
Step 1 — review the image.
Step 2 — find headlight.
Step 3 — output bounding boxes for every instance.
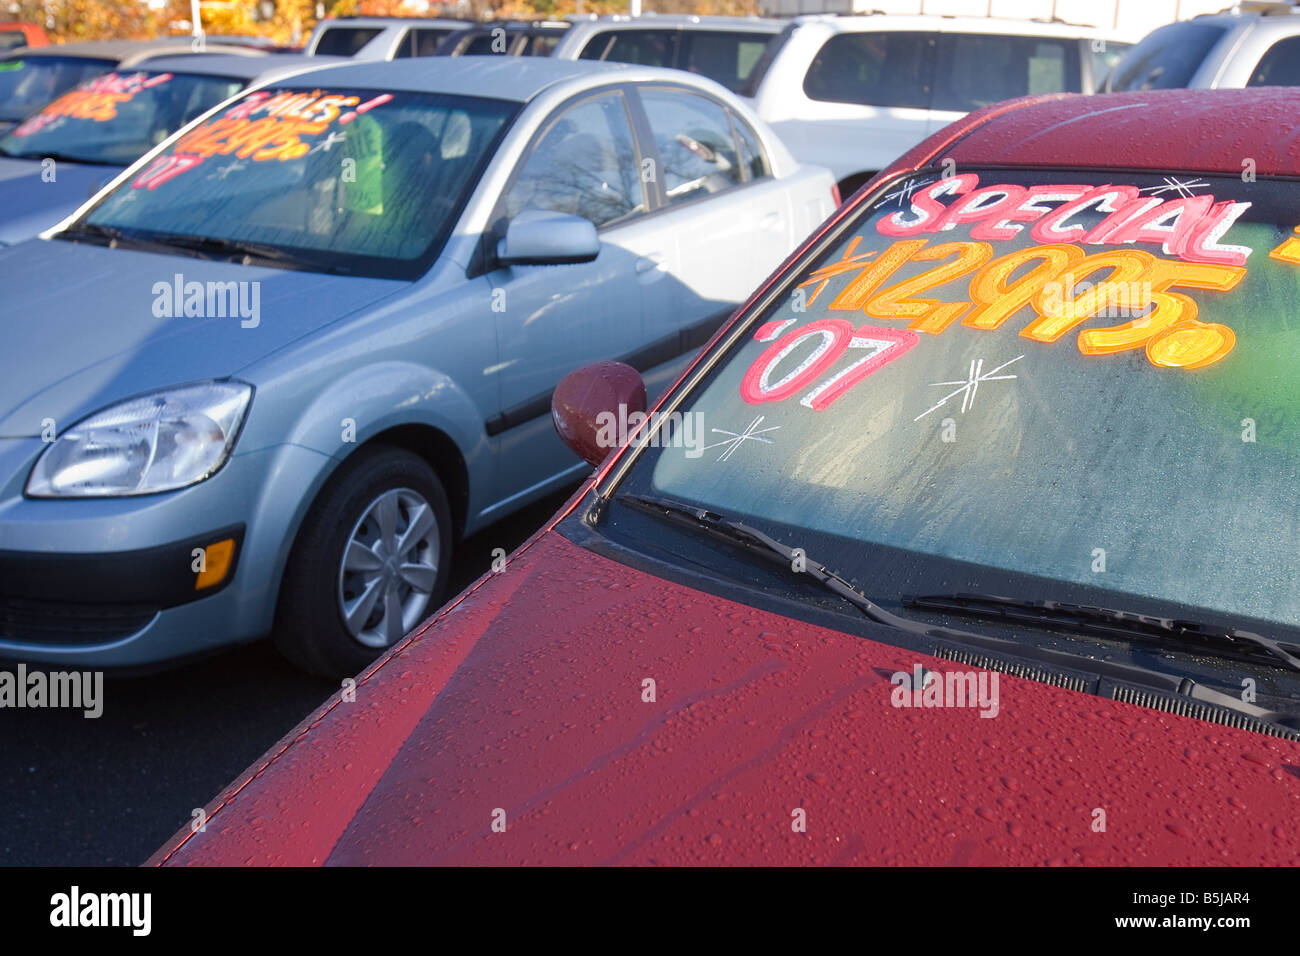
[26,381,252,498]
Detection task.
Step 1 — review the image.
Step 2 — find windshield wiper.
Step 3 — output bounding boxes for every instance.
[57,223,214,259]
[153,234,345,272]
[904,592,1300,675]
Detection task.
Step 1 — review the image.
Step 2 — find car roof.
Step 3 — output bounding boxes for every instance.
[2,39,267,64]
[791,13,1127,40]
[264,54,667,102]
[134,52,342,81]
[890,88,1300,179]
[568,13,783,33]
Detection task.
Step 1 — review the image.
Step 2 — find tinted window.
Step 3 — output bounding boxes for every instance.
[1108,21,1226,91]
[314,27,383,57]
[803,32,935,108]
[729,109,768,180]
[520,33,561,57]
[579,30,675,67]
[0,55,116,123]
[461,31,508,56]
[1248,35,1300,87]
[395,27,453,59]
[0,31,27,52]
[678,31,773,93]
[933,34,1081,112]
[82,88,516,278]
[504,92,645,228]
[641,88,742,205]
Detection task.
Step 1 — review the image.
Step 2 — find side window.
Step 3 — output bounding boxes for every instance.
[314,27,383,57]
[521,33,561,57]
[802,31,935,108]
[1108,22,1225,91]
[1089,40,1129,91]
[580,30,675,67]
[677,31,773,93]
[503,93,646,228]
[640,88,743,206]
[1248,35,1300,87]
[932,34,1081,112]
[729,110,769,180]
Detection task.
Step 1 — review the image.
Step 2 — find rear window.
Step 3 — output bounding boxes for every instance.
[1248,35,1300,87]
[678,31,773,93]
[803,31,935,108]
[394,27,454,59]
[619,168,1300,636]
[1108,21,1226,91]
[932,34,1082,111]
[314,27,384,57]
[0,55,116,122]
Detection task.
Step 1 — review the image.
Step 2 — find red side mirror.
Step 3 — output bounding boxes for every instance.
[551,361,647,468]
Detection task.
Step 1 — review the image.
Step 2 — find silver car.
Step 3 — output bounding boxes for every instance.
[0,57,833,676]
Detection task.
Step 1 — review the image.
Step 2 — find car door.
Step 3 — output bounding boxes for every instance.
[630,85,772,398]
[484,89,672,507]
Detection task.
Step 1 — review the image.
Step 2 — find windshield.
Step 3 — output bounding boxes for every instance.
[617,168,1300,637]
[0,55,115,122]
[0,70,245,165]
[75,85,518,278]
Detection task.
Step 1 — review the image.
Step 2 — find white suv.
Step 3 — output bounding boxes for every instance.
[743,14,1130,195]
[1106,8,1300,92]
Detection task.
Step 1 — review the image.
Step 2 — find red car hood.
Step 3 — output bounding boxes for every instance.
[151,528,1300,866]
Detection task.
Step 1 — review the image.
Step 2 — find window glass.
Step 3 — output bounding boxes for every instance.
[932,34,1081,112]
[520,33,561,57]
[0,70,245,165]
[0,55,115,124]
[395,28,453,59]
[803,32,935,108]
[1248,35,1300,87]
[677,31,772,93]
[1089,40,1129,90]
[80,87,517,278]
[580,30,674,67]
[314,27,383,57]
[641,88,742,205]
[729,108,768,180]
[504,93,645,228]
[1108,21,1225,90]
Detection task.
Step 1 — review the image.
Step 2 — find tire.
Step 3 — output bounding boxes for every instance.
[273,445,453,678]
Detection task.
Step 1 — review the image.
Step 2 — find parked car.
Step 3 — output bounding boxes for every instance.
[743,13,1129,195]
[1106,8,1300,91]
[148,85,1300,866]
[0,21,48,52]
[0,40,265,136]
[305,15,476,59]
[0,57,833,676]
[436,20,573,57]
[552,13,783,93]
[0,53,339,245]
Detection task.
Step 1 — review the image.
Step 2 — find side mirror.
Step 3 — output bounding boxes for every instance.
[497,209,599,266]
[551,361,647,468]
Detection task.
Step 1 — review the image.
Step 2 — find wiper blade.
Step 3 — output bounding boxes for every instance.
[905,592,1300,674]
[57,223,214,259]
[155,234,345,272]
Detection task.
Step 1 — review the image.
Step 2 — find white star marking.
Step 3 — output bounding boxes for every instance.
[1139,176,1209,199]
[701,415,780,462]
[881,177,935,208]
[913,354,1024,422]
[310,131,347,153]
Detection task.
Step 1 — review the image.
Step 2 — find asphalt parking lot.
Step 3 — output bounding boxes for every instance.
[0,485,576,867]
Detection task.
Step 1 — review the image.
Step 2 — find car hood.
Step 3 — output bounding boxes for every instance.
[0,155,118,245]
[150,524,1300,866]
[0,238,405,437]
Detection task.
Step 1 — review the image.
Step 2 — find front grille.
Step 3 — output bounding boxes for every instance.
[0,597,157,645]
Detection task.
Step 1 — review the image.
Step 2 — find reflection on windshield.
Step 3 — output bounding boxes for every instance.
[0,56,116,122]
[79,85,517,277]
[625,170,1300,632]
[0,71,245,165]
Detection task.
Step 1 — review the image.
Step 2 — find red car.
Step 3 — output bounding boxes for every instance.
[153,88,1300,866]
[0,21,48,52]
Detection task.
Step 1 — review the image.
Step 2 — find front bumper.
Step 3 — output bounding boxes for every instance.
[0,437,334,667]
